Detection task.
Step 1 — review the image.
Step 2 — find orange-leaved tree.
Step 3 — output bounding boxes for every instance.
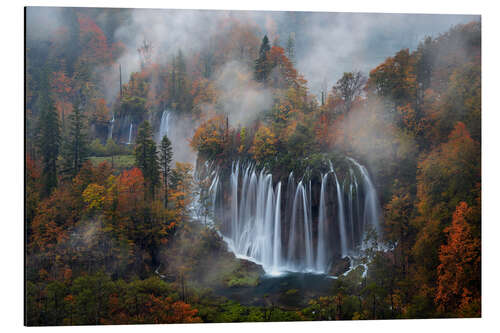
[435,201,480,317]
[190,115,226,160]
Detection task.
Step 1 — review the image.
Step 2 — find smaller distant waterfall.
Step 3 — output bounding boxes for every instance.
[127,123,133,145]
[108,114,115,140]
[157,110,171,142]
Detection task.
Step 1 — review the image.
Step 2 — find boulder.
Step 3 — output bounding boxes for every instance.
[329,256,351,276]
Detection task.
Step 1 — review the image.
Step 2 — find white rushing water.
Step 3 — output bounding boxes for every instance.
[127,123,133,145]
[201,158,381,275]
[315,173,329,271]
[157,110,172,142]
[108,113,115,140]
[347,157,381,238]
[331,166,348,257]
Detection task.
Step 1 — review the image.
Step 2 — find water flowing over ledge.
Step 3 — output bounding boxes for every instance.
[157,110,172,142]
[127,122,134,145]
[194,157,381,275]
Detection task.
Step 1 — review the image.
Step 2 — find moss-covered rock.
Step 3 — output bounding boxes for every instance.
[223,259,264,288]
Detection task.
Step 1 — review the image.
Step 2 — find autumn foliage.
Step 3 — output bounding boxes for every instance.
[26,8,480,324]
[436,202,480,316]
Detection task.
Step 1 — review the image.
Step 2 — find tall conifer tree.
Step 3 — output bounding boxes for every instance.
[62,97,89,177]
[254,35,271,82]
[159,135,173,208]
[37,67,61,198]
[135,121,160,198]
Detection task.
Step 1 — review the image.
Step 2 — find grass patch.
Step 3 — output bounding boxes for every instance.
[89,155,135,170]
[225,272,260,288]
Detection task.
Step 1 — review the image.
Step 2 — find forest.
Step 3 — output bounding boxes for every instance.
[25,8,481,325]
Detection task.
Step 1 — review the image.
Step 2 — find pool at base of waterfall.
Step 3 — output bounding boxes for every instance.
[213,270,362,309]
[214,272,333,308]
[212,255,364,309]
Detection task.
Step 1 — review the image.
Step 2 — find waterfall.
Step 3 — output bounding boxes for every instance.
[208,166,221,223]
[158,110,171,142]
[348,178,355,249]
[108,114,115,140]
[230,162,240,242]
[272,182,282,273]
[347,157,381,238]
[221,165,283,272]
[316,173,329,272]
[199,158,380,275]
[127,123,133,145]
[287,180,314,271]
[331,168,348,257]
[191,160,221,225]
[303,181,314,269]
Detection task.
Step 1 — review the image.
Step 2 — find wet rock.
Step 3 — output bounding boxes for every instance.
[329,256,351,276]
[238,258,265,276]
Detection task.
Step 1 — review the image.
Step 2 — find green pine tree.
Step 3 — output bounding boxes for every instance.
[286,32,296,64]
[173,49,191,112]
[61,99,89,178]
[37,68,61,198]
[134,121,160,199]
[254,35,271,83]
[159,135,173,208]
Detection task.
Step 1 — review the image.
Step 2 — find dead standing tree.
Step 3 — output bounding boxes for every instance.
[137,38,153,69]
[332,71,367,114]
